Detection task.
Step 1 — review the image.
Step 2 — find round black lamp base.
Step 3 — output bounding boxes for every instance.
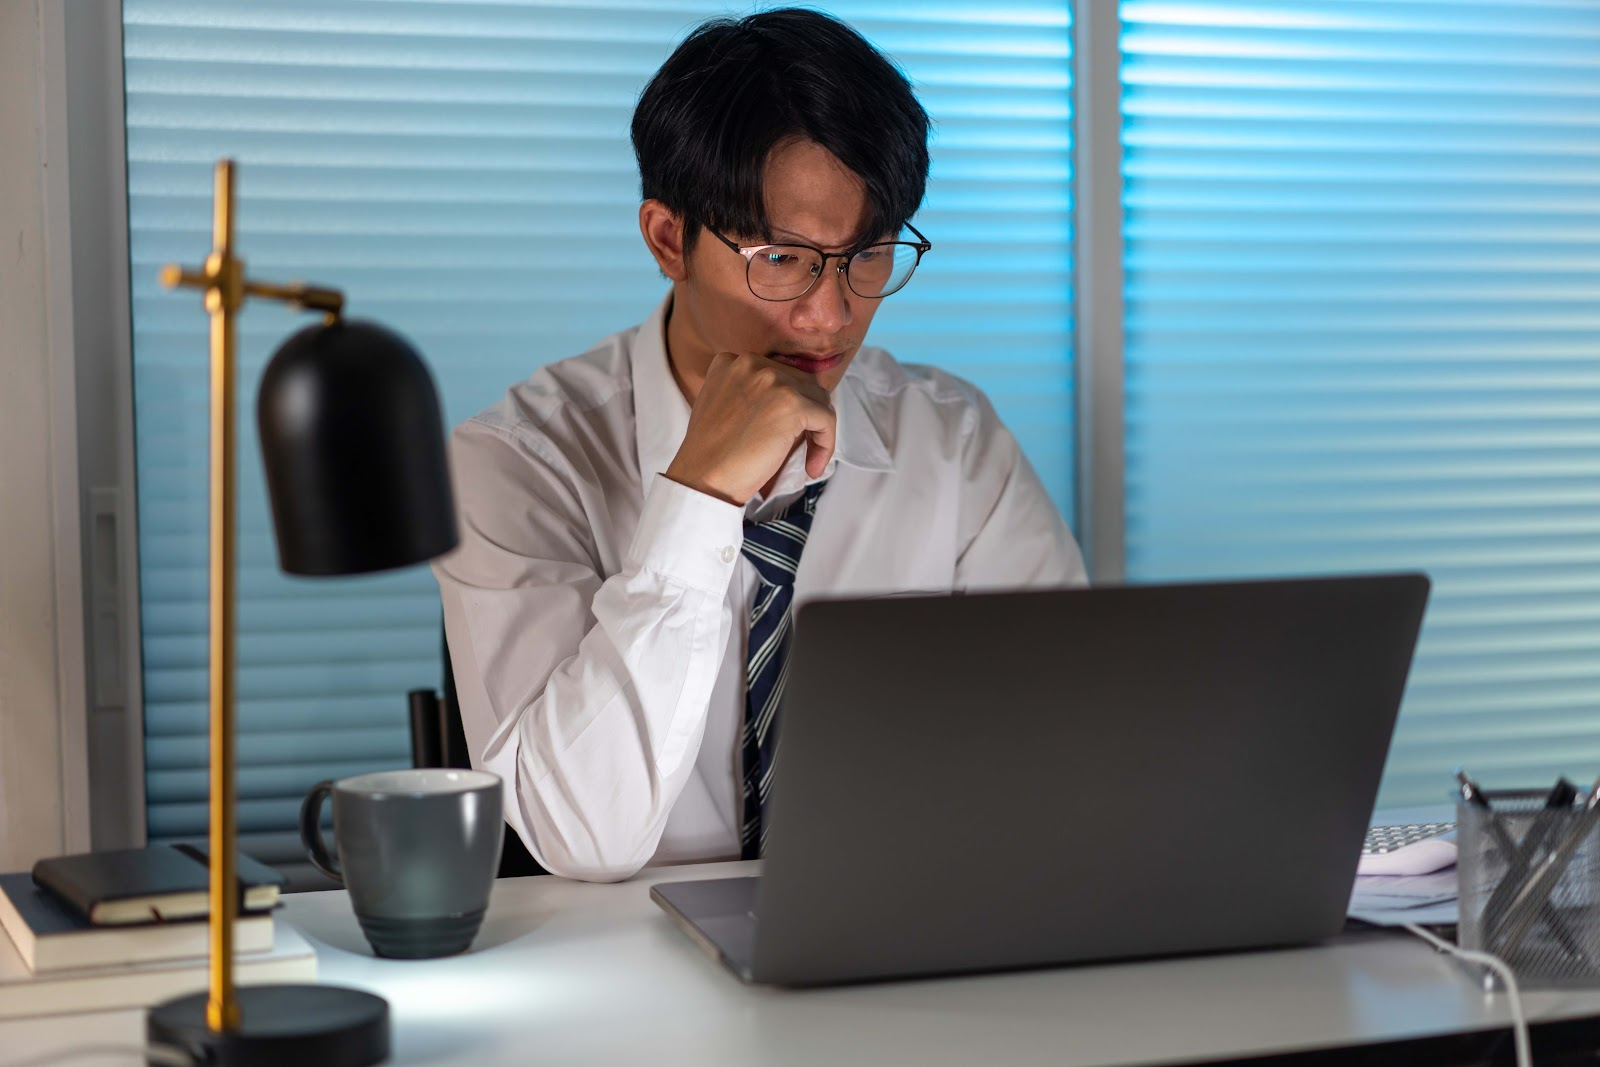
[147,984,389,1067]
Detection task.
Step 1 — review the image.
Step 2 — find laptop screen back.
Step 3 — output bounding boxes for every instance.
[750,573,1430,985]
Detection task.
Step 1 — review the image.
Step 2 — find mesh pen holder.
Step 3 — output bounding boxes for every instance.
[1458,791,1600,988]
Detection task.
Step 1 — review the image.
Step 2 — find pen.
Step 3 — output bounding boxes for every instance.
[1457,768,1492,811]
[1526,777,1579,862]
[1491,774,1600,962]
[1482,777,1593,969]
[1458,768,1519,862]
[1459,769,1520,933]
[1479,777,1571,922]
[1533,778,1596,970]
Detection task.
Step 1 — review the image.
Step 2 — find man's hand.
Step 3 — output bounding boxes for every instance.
[665,352,836,505]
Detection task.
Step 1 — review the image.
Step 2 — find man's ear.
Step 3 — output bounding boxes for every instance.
[639,200,688,282]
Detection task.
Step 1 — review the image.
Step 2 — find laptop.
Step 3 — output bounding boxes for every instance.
[651,573,1431,986]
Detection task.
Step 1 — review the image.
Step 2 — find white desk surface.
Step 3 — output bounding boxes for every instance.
[5,843,1600,1067]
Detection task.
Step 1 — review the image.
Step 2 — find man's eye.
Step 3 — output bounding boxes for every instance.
[764,252,800,266]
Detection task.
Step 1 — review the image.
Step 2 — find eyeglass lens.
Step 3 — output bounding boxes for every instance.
[747,242,922,300]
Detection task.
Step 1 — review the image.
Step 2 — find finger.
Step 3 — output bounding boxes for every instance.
[702,351,744,384]
[803,407,837,478]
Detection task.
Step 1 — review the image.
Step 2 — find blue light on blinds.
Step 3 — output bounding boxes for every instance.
[1121,0,1600,806]
[122,0,1075,869]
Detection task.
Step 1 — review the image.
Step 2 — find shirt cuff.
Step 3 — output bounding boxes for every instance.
[628,474,744,595]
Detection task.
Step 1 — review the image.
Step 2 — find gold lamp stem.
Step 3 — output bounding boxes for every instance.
[202,159,244,1033]
[161,159,346,1035]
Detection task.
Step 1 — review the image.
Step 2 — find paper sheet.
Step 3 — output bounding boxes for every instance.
[1347,868,1459,927]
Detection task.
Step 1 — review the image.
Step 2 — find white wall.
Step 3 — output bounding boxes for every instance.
[0,0,67,872]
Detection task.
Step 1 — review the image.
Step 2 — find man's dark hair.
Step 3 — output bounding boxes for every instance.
[631,8,931,255]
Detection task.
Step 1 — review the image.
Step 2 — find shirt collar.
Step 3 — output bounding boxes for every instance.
[631,291,894,492]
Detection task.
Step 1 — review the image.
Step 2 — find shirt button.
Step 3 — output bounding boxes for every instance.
[721,546,736,564]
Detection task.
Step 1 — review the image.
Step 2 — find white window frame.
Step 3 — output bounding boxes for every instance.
[44,0,147,852]
[1073,0,1126,582]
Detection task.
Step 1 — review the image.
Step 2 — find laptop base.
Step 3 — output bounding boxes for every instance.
[650,877,760,981]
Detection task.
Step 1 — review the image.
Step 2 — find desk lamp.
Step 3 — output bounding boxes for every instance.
[144,158,457,1066]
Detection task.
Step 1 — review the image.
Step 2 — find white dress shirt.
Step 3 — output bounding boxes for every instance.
[433,294,1086,882]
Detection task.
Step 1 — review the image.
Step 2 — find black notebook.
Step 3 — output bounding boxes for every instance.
[30,844,286,927]
[0,872,273,972]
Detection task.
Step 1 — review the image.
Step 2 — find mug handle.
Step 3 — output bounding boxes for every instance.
[299,779,343,883]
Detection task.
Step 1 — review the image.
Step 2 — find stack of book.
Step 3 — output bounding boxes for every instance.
[0,844,316,1018]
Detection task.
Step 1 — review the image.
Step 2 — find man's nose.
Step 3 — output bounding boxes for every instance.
[794,262,852,332]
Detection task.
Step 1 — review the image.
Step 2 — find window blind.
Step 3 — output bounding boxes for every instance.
[1120,0,1600,805]
[122,0,1076,874]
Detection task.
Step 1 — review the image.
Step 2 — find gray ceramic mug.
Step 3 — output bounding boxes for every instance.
[300,768,503,959]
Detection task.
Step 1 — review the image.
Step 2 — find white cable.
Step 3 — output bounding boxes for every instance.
[3,1043,192,1067]
[1404,923,1531,1067]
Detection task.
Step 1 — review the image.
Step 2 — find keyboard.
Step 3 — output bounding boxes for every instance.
[1362,821,1453,855]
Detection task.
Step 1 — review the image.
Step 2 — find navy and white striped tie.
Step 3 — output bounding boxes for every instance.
[739,479,827,859]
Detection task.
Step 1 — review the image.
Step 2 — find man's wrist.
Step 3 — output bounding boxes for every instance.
[663,461,745,507]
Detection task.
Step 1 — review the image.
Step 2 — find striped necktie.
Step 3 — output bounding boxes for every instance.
[739,479,827,859]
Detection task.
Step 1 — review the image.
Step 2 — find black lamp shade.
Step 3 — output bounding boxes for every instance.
[258,319,458,576]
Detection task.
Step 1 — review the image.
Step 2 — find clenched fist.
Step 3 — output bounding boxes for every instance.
[665,352,837,505]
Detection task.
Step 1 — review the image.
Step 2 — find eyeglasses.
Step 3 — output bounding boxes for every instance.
[705,222,932,302]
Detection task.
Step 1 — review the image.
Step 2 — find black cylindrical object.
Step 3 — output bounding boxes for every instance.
[257,319,457,576]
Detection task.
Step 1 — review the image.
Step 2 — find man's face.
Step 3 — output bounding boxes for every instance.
[664,138,888,398]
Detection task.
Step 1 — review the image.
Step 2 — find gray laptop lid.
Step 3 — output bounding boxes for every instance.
[743,573,1430,985]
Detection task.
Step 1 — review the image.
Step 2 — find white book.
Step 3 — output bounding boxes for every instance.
[0,872,273,973]
[0,920,317,1020]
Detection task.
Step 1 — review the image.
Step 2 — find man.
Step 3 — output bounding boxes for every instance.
[433,9,1086,883]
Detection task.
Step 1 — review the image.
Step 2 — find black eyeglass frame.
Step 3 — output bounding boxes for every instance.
[704,222,933,302]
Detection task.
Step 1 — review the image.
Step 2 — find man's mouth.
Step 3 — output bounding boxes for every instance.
[768,351,845,374]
